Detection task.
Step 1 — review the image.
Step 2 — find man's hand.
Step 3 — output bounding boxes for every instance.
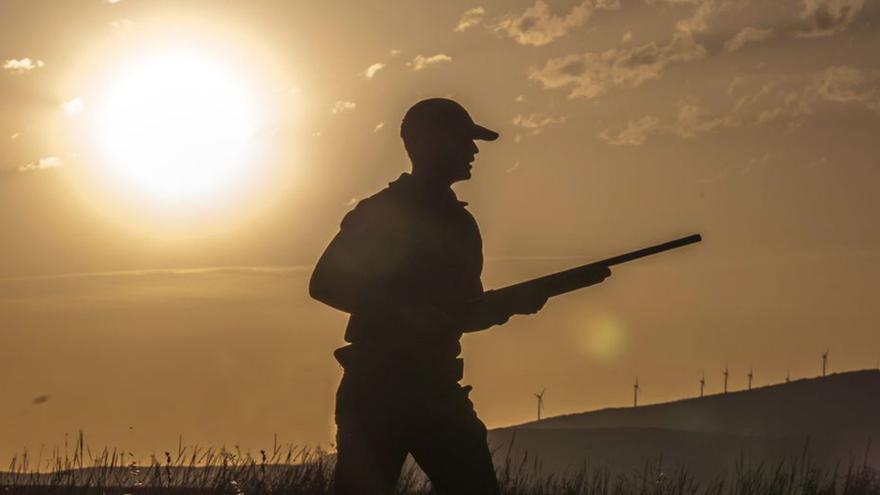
[476,265,611,326]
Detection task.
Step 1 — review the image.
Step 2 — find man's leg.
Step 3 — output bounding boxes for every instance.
[408,386,500,495]
[334,417,408,495]
[334,375,408,495]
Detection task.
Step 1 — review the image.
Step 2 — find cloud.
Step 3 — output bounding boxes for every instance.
[110,18,133,29]
[3,58,45,73]
[455,7,486,32]
[796,0,865,38]
[815,65,880,111]
[672,100,738,137]
[730,66,880,127]
[599,97,741,145]
[493,0,619,47]
[407,53,452,71]
[363,62,386,79]
[724,27,773,52]
[528,0,726,99]
[598,116,661,145]
[599,65,880,145]
[529,31,705,99]
[61,97,86,116]
[373,122,385,132]
[674,0,714,34]
[10,132,19,140]
[19,156,63,173]
[511,113,566,135]
[330,100,356,114]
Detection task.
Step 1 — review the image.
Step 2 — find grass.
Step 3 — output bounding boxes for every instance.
[2,433,878,495]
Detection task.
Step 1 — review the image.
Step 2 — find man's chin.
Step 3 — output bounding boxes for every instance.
[452,171,471,183]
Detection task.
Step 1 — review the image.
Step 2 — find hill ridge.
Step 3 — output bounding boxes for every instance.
[498,369,880,437]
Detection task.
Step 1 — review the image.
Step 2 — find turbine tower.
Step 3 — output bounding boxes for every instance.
[534,389,546,421]
[785,368,791,383]
[633,376,640,408]
[723,365,729,394]
[747,366,754,390]
[822,349,829,377]
[699,371,705,398]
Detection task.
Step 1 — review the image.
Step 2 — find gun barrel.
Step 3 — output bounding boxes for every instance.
[499,233,702,298]
[599,233,702,267]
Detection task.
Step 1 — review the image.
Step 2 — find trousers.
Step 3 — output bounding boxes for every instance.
[333,371,500,495]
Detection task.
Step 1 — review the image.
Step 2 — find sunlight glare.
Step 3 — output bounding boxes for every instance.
[93,53,261,202]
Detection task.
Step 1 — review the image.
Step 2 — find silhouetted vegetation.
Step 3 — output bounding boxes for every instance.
[2,436,878,494]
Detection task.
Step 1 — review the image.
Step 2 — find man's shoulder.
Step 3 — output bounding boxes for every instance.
[340,186,405,231]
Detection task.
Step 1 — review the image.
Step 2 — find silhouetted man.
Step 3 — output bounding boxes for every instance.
[309,98,609,494]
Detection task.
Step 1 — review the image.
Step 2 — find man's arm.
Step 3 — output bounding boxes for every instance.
[309,204,459,338]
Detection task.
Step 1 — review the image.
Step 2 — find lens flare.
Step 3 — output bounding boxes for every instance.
[578,313,627,362]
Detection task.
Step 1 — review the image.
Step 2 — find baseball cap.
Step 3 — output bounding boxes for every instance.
[400,98,499,142]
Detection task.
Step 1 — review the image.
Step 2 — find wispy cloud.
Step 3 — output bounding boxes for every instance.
[814,65,880,111]
[724,27,773,52]
[61,97,85,116]
[796,0,865,38]
[529,32,705,99]
[110,18,133,29]
[0,265,312,283]
[331,100,356,115]
[407,53,452,71]
[373,122,385,132]
[599,65,880,145]
[672,100,737,137]
[3,58,45,73]
[455,6,486,32]
[511,113,567,135]
[18,156,63,173]
[362,62,385,79]
[528,0,714,99]
[598,116,661,145]
[493,0,619,47]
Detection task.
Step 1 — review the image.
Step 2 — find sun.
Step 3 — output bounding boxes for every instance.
[90,51,263,203]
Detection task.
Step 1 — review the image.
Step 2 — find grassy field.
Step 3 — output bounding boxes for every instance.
[2,435,878,495]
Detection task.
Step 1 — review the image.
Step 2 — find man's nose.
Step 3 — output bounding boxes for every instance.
[471,140,479,154]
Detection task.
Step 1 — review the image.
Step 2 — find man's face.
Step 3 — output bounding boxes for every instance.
[430,128,480,184]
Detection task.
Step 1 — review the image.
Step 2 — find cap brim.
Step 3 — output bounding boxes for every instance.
[472,124,499,141]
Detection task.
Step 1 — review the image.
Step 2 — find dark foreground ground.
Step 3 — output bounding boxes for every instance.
[3,447,880,495]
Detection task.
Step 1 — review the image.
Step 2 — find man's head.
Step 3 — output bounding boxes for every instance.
[400,98,498,184]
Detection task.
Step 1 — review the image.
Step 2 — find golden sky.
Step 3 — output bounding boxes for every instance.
[1,0,879,464]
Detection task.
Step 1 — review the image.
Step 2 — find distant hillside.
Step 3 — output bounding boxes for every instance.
[506,370,880,436]
[488,370,880,480]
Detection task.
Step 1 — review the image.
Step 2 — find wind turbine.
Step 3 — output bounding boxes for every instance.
[822,349,829,377]
[723,365,729,394]
[633,376,640,408]
[699,371,705,398]
[534,389,546,421]
[785,368,791,383]
[747,366,754,390]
